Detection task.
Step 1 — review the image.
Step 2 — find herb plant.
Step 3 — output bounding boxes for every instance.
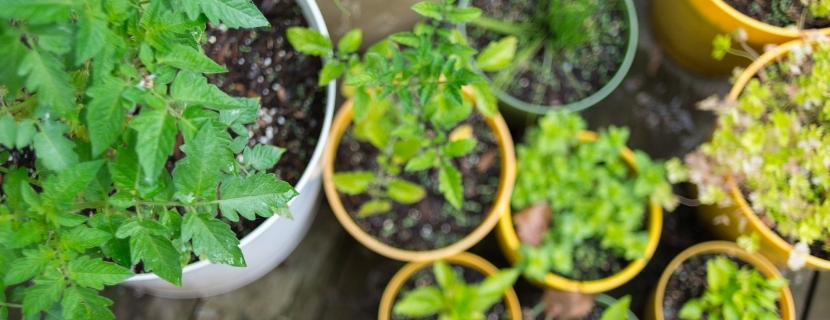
[287,0,515,216]
[0,0,300,318]
[512,112,675,281]
[392,260,520,320]
[678,256,786,320]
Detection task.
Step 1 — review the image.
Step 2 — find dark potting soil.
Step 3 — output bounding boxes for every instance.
[465,0,627,108]
[554,239,628,282]
[334,113,501,251]
[391,264,509,320]
[661,254,750,320]
[723,0,830,29]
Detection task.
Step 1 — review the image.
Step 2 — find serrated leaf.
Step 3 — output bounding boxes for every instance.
[447,7,481,23]
[286,27,332,56]
[389,32,420,47]
[129,231,181,286]
[0,115,17,149]
[392,286,444,317]
[62,286,115,320]
[218,97,258,126]
[345,72,376,86]
[405,149,437,172]
[10,223,47,249]
[386,179,426,204]
[217,173,298,222]
[76,7,110,63]
[319,61,345,86]
[62,226,112,251]
[85,77,126,156]
[14,119,36,150]
[332,171,375,195]
[5,248,53,285]
[182,211,245,266]
[55,213,88,227]
[411,2,443,20]
[443,138,477,157]
[89,214,131,267]
[182,0,269,28]
[242,144,285,171]
[476,36,517,71]
[68,256,133,289]
[129,109,177,180]
[470,82,497,118]
[18,49,76,119]
[439,164,463,209]
[173,124,230,201]
[0,30,29,94]
[109,142,141,191]
[0,0,77,24]
[157,44,227,73]
[171,71,247,110]
[22,277,64,316]
[357,199,391,217]
[32,122,78,172]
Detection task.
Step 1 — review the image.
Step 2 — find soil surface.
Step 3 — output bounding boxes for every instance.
[465,0,627,108]
[724,0,830,29]
[334,113,501,251]
[661,254,749,320]
[391,264,509,320]
[555,239,628,282]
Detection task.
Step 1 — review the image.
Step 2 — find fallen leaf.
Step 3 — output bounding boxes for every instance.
[514,202,551,247]
[542,289,595,320]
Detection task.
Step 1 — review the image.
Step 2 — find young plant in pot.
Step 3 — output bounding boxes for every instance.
[519,288,636,320]
[669,33,830,270]
[500,111,675,294]
[458,0,638,120]
[0,0,308,316]
[288,0,518,261]
[648,241,795,320]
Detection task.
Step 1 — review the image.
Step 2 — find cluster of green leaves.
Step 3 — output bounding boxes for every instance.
[392,260,520,320]
[287,0,515,216]
[0,0,300,318]
[601,295,632,320]
[677,39,830,247]
[512,112,674,281]
[678,256,786,320]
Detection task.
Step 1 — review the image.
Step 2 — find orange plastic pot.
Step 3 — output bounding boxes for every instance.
[651,0,830,76]
[323,88,516,262]
[645,241,795,320]
[496,131,663,293]
[378,252,522,320]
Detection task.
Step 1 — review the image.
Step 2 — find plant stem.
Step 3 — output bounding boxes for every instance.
[0,166,42,187]
[470,17,532,36]
[0,302,22,308]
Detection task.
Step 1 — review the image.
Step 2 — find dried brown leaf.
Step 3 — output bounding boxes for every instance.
[541,289,595,320]
[514,202,551,247]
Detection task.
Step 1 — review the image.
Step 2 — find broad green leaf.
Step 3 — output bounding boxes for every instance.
[338,29,362,53]
[411,2,443,20]
[389,32,420,47]
[109,141,141,191]
[218,97,258,125]
[319,61,345,86]
[0,0,77,24]
[286,27,332,56]
[182,211,246,267]
[392,286,444,317]
[56,213,88,227]
[140,9,203,51]
[601,295,632,320]
[386,179,426,204]
[15,119,36,150]
[108,191,135,208]
[447,7,481,24]
[433,260,456,290]
[182,0,269,28]
[76,6,110,63]
[22,276,64,316]
[406,149,437,172]
[0,115,17,148]
[89,214,131,267]
[678,299,703,319]
[5,248,54,285]
[68,256,133,289]
[357,199,391,217]
[129,109,177,180]
[10,223,46,249]
[470,82,497,118]
[443,138,477,157]
[217,173,298,221]
[156,44,227,73]
[61,286,115,320]
[62,226,112,252]
[243,144,285,171]
[130,231,182,286]
[2,168,30,212]
[707,258,730,291]
[32,122,78,172]
[393,138,421,161]
[345,72,376,86]
[0,30,29,94]
[18,49,76,119]
[173,124,231,201]
[473,268,520,312]
[171,71,247,110]
[332,171,375,195]
[85,77,127,156]
[353,88,371,121]
[439,164,463,209]
[475,36,517,71]
[84,162,113,202]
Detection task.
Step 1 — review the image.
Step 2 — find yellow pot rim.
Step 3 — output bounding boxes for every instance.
[496,130,663,293]
[323,87,517,262]
[724,38,830,270]
[697,0,827,38]
[650,241,795,320]
[378,252,522,320]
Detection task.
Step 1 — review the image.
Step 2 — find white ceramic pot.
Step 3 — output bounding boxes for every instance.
[120,0,337,298]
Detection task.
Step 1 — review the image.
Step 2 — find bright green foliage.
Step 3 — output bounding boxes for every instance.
[680,39,830,249]
[287,0,515,215]
[711,33,732,61]
[392,260,520,320]
[601,295,632,320]
[678,256,786,320]
[812,0,830,17]
[512,112,675,281]
[0,1,299,319]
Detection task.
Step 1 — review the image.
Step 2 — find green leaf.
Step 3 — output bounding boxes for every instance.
[433,260,456,289]
[243,144,285,171]
[173,124,231,201]
[319,61,345,86]
[85,77,127,156]
[600,295,632,320]
[707,257,731,291]
[332,171,375,195]
[0,24,30,94]
[109,141,141,191]
[108,191,135,208]
[393,138,421,161]
[357,199,392,217]
[130,231,182,286]
[62,286,115,320]
[439,164,463,209]
[346,72,377,86]
[217,173,298,222]
[447,7,481,24]
[156,44,227,73]
[15,119,36,150]
[0,115,17,149]
[182,211,246,267]
[389,32,420,47]
[22,276,64,317]
[0,0,77,24]
[443,138,477,157]
[32,121,78,172]
[62,226,112,252]
[475,36,517,71]
[679,299,703,319]
[10,223,47,249]
[68,256,133,289]
[171,71,247,110]
[386,179,426,204]
[18,49,76,119]
[338,29,362,53]
[286,27,332,56]
[88,214,131,267]
[56,213,88,227]
[470,82,497,118]
[411,2,443,20]
[181,0,269,28]
[129,109,177,180]
[5,248,53,285]
[473,268,519,311]
[406,149,437,172]
[392,286,444,317]
[76,7,110,63]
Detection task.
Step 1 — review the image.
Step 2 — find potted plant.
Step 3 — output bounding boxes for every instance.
[499,111,674,293]
[0,0,331,316]
[378,252,522,320]
[457,0,638,122]
[520,289,637,320]
[288,0,517,261]
[119,0,338,298]
[651,0,830,76]
[646,241,795,320]
[669,34,830,270]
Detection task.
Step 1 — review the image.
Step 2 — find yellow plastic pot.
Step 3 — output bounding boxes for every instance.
[323,88,517,262]
[695,38,830,270]
[496,131,663,293]
[645,241,795,320]
[651,0,830,76]
[378,252,522,320]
